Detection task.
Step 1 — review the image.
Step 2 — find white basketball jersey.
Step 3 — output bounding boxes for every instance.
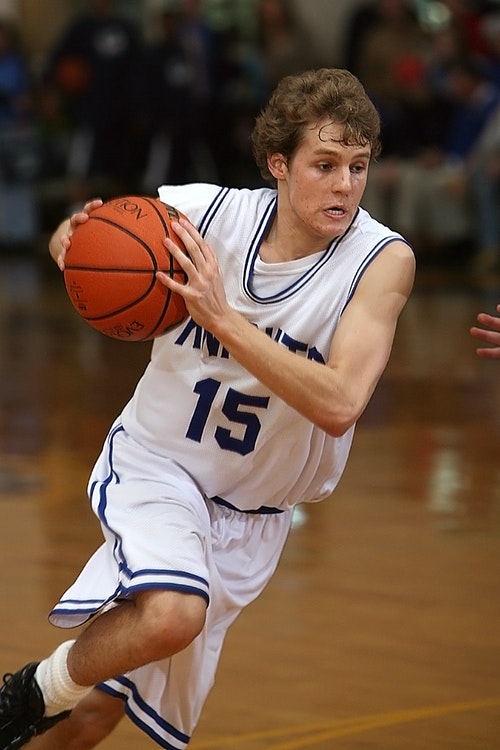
[121,183,406,511]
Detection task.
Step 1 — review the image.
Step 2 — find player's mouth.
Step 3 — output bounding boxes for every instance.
[324,205,347,217]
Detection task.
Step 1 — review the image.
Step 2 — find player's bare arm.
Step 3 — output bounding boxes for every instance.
[159,223,414,435]
[324,241,414,427]
[470,304,500,358]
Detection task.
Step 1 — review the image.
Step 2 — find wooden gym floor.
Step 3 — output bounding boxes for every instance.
[0,251,499,749]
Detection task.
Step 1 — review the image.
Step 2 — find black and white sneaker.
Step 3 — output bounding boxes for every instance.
[0,662,70,749]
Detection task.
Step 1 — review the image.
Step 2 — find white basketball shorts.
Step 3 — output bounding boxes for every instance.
[49,420,293,749]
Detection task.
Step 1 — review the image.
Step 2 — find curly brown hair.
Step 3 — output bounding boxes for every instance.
[251,68,381,184]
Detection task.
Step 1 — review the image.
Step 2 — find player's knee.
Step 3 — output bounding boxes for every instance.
[134,590,207,661]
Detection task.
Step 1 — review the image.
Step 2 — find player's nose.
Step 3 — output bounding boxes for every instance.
[331,166,351,193]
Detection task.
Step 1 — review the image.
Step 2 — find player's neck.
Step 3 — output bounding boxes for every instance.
[260,216,328,263]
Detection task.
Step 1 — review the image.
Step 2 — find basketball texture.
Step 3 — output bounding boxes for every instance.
[63,196,189,341]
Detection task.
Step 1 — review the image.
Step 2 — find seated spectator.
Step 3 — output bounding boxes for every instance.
[363,54,500,263]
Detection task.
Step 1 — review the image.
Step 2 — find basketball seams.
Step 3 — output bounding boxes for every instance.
[65,202,185,279]
[142,197,177,281]
[81,278,158,321]
[146,197,189,284]
[67,215,160,272]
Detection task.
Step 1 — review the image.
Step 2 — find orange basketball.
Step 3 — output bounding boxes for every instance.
[63,196,188,341]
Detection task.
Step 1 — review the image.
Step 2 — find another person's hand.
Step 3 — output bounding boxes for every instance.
[470,304,500,358]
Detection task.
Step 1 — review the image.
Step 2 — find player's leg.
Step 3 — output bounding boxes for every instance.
[0,428,214,748]
[0,589,206,750]
[66,589,206,686]
[26,689,124,750]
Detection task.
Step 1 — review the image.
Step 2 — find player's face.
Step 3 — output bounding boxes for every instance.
[273,120,371,247]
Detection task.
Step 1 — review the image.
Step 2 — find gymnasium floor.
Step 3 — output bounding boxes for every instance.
[0,250,499,749]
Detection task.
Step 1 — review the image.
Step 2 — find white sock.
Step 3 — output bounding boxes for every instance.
[35,640,93,716]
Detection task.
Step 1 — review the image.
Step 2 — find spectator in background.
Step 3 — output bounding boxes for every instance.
[439,0,491,59]
[464,11,500,272]
[252,0,318,98]
[364,50,500,264]
[141,0,239,187]
[425,14,471,94]
[171,0,222,181]
[361,53,460,256]
[445,56,499,162]
[342,0,381,77]
[466,85,500,272]
[139,0,198,191]
[445,56,500,269]
[0,18,40,250]
[351,0,429,141]
[43,0,142,211]
[229,0,318,183]
[478,11,500,87]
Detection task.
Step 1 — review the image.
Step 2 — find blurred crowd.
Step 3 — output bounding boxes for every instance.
[0,0,500,272]
[347,0,500,272]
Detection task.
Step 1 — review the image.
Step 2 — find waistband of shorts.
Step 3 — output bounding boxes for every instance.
[209,495,284,515]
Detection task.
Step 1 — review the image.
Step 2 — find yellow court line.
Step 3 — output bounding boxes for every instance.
[193,696,500,749]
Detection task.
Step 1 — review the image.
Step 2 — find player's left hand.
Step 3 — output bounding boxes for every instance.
[50,198,103,270]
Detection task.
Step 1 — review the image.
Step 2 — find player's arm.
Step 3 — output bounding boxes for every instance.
[470,304,500,358]
[215,241,413,436]
[160,219,414,436]
[48,199,103,269]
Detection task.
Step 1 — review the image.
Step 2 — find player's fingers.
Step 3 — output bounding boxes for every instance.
[171,219,213,265]
[69,199,103,233]
[83,198,103,213]
[164,236,193,270]
[156,270,185,292]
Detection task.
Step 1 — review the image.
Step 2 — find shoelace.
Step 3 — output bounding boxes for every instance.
[0,673,23,715]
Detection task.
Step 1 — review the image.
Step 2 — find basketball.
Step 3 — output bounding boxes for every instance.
[63,195,189,342]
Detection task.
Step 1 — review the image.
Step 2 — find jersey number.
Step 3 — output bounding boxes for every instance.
[186,377,269,456]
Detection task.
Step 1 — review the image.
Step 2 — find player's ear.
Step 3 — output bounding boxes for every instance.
[267,153,288,181]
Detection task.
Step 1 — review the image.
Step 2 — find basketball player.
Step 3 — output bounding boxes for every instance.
[471,303,500,358]
[0,68,415,750]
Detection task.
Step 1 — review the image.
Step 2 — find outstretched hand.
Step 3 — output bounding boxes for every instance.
[157,217,233,334]
[470,304,500,358]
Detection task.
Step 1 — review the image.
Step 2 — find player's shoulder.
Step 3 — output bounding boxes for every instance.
[157,183,276,227]
[353,206,407,243]
[350,209,415,295]
[352,206,414,259]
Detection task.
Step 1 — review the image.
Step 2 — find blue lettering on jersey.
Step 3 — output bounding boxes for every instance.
[174,318,326,363]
